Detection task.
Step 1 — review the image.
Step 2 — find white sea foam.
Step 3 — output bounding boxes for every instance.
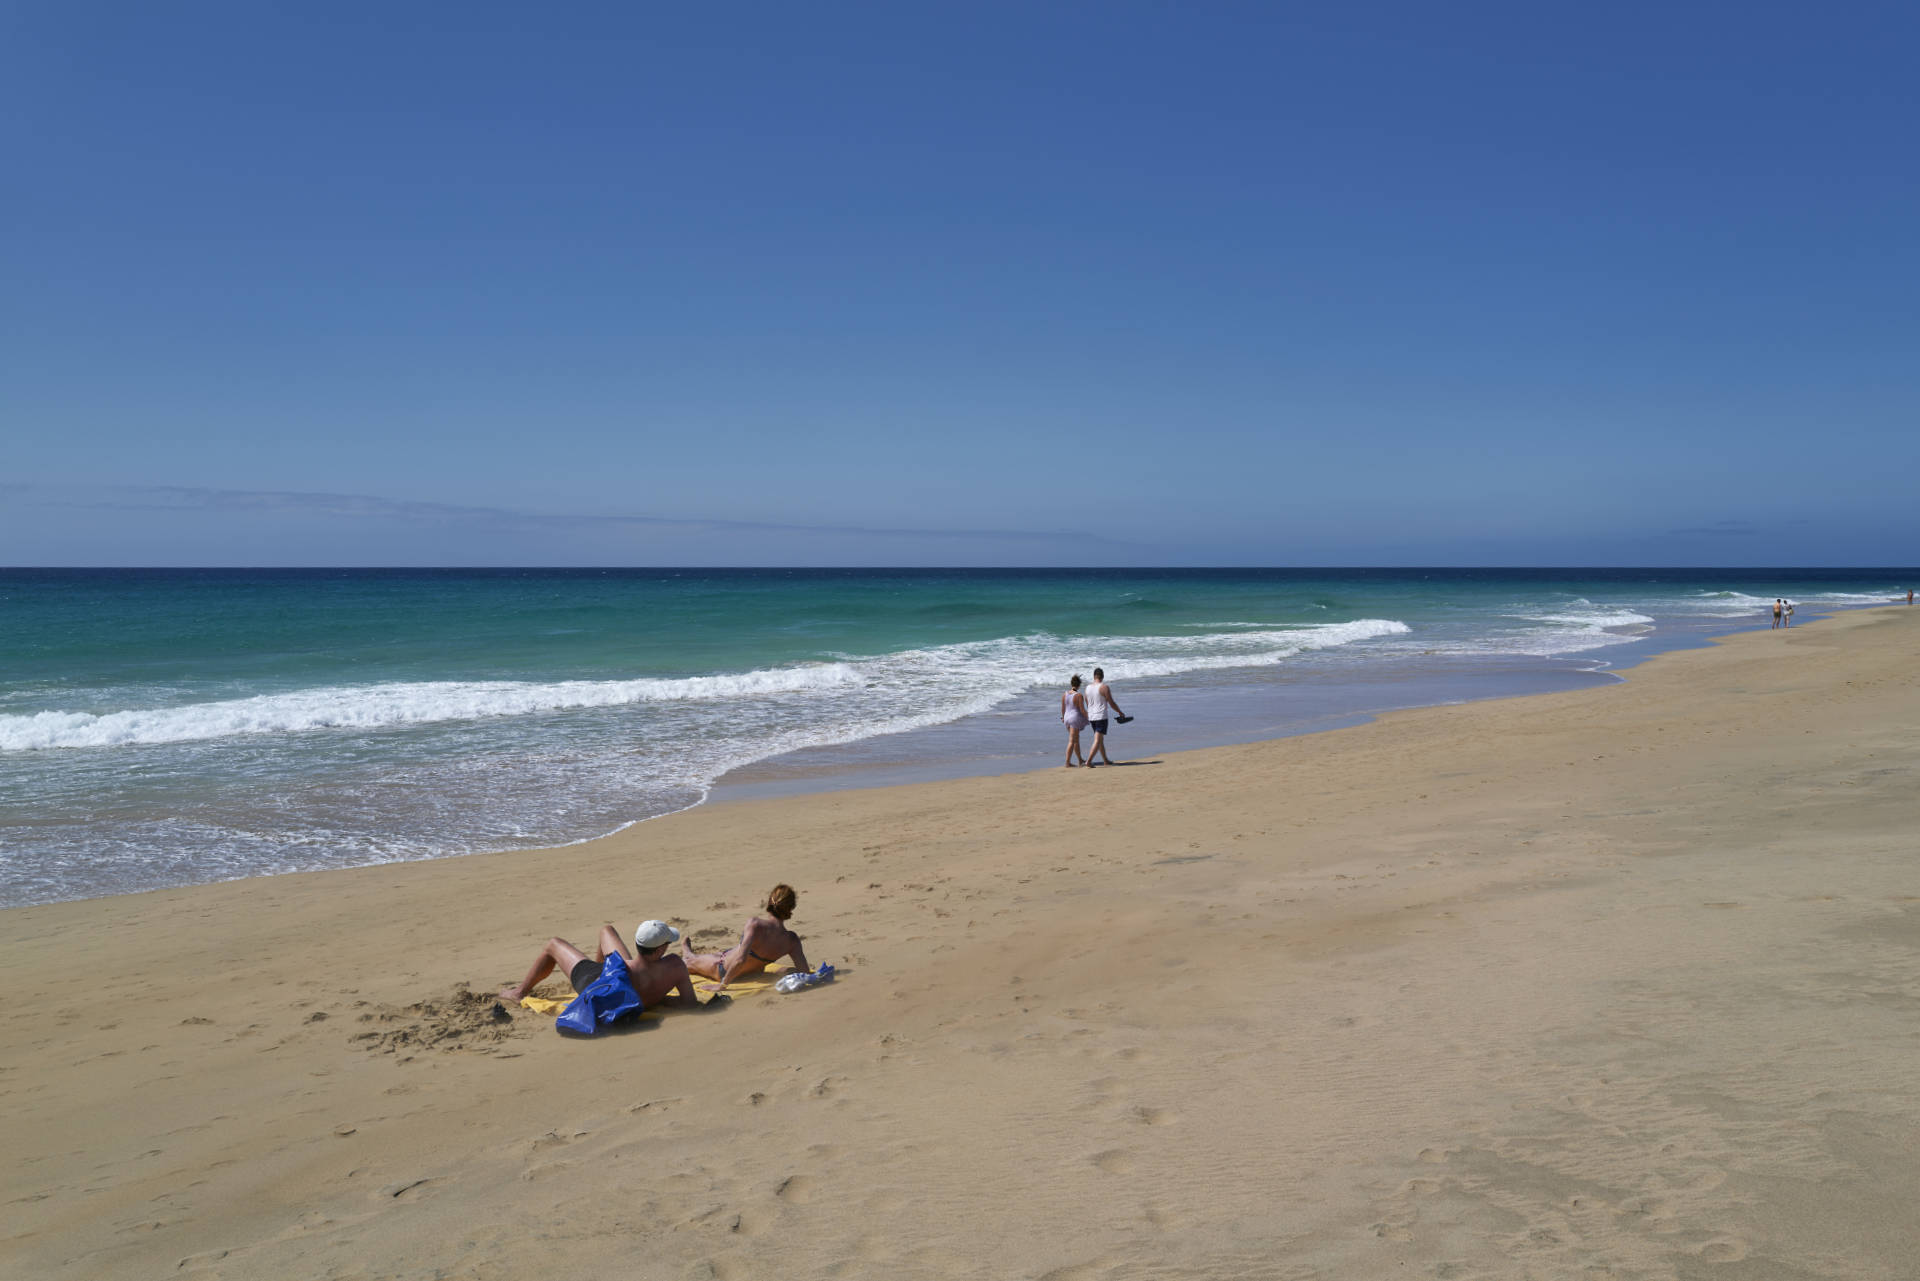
[1401,602,1652,659]
[1661,591,1778,617]
[1399,627,1653,660]
[0,665,866,751]
[1519,609,1656,629]
[1380,601,1654,660]
[1679,589,1900,609]
[0,618,1411,753]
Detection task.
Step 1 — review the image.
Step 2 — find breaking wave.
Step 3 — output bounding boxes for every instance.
[1,618,1411,752]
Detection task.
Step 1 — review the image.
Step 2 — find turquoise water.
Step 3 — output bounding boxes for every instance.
[0,568,1908,905]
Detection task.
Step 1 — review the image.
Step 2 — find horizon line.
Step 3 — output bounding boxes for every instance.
[6,565,1918,574]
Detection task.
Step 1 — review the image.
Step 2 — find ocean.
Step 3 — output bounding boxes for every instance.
[0,568,1907,907]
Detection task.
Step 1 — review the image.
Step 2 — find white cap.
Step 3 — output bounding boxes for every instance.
[634,919,680,950]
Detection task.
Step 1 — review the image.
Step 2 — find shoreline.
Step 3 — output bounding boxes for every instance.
[4,604,1917,1278]
[709,622,1670,806]
[711,601,1887,805]
[0,604,1858,927]
[6,601,1806,910]
[10,561,1904,909]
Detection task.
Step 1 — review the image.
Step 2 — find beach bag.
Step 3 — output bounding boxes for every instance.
[555,953,642,1035]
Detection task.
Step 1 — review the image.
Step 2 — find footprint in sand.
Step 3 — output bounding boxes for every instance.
[1091,1149,1136,1174]
[174,1246,234,1272]
[1696,1238,1749,1262]
[1038,1261,1112,1281]
[1625,1195,1676,1222]
[379,1176,444,1200]
[1132,1106,1176,1127]
[775,1175,815,1204]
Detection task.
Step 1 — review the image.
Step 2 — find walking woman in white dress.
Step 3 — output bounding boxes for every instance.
[1060,674,1090,767]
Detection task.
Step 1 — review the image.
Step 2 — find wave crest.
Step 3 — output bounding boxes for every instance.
[1,618,1411,752]
[0,665,865,751]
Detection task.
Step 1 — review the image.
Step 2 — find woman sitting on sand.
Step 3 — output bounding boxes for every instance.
[683,884,810,995]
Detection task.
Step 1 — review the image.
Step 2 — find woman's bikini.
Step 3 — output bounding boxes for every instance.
[713,921,785,978]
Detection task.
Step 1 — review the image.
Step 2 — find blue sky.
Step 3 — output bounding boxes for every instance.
[4,3,1916,566]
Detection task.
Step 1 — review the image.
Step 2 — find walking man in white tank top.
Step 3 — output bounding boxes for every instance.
[1082,667,1126,768]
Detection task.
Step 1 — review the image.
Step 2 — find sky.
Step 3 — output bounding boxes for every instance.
[3,3,1916,566]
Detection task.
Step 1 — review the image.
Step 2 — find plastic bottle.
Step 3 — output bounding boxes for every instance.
[775,963,835,993]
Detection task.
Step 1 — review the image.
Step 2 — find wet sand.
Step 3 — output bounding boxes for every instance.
[3,605,1917,1279]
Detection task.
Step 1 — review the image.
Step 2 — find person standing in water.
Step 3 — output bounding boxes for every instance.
[1060,674,1090,767]
[1082,667,1126,768]
[1772,598,1783,629]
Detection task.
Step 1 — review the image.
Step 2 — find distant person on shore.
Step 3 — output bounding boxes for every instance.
[1907,588,1912,605]
[1082,667,1127,768]
[1061,674,1090,767]
[684,884,810,995]
[498,919,708,1011]
[1772,598,1783,629]
[1784,600,1795,627]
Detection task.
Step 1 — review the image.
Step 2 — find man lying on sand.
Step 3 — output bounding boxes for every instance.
[499,919,712,1010]
[683,884,810,995]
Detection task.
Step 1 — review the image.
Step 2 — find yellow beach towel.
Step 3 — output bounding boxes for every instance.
[520,965,793,1017]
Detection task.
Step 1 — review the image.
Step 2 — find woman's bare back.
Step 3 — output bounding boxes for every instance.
[686,914,809,992]
[729,915,804,973]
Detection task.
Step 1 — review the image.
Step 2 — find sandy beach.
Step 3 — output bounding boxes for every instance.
[3,605,1917,1279]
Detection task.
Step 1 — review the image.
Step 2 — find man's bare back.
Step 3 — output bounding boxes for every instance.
[626,948,700,1008]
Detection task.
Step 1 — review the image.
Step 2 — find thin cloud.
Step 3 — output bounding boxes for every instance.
[8,483,1133,549]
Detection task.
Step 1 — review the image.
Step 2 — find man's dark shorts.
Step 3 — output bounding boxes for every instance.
[569,957,601,994]
[1089,718,1109,734]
